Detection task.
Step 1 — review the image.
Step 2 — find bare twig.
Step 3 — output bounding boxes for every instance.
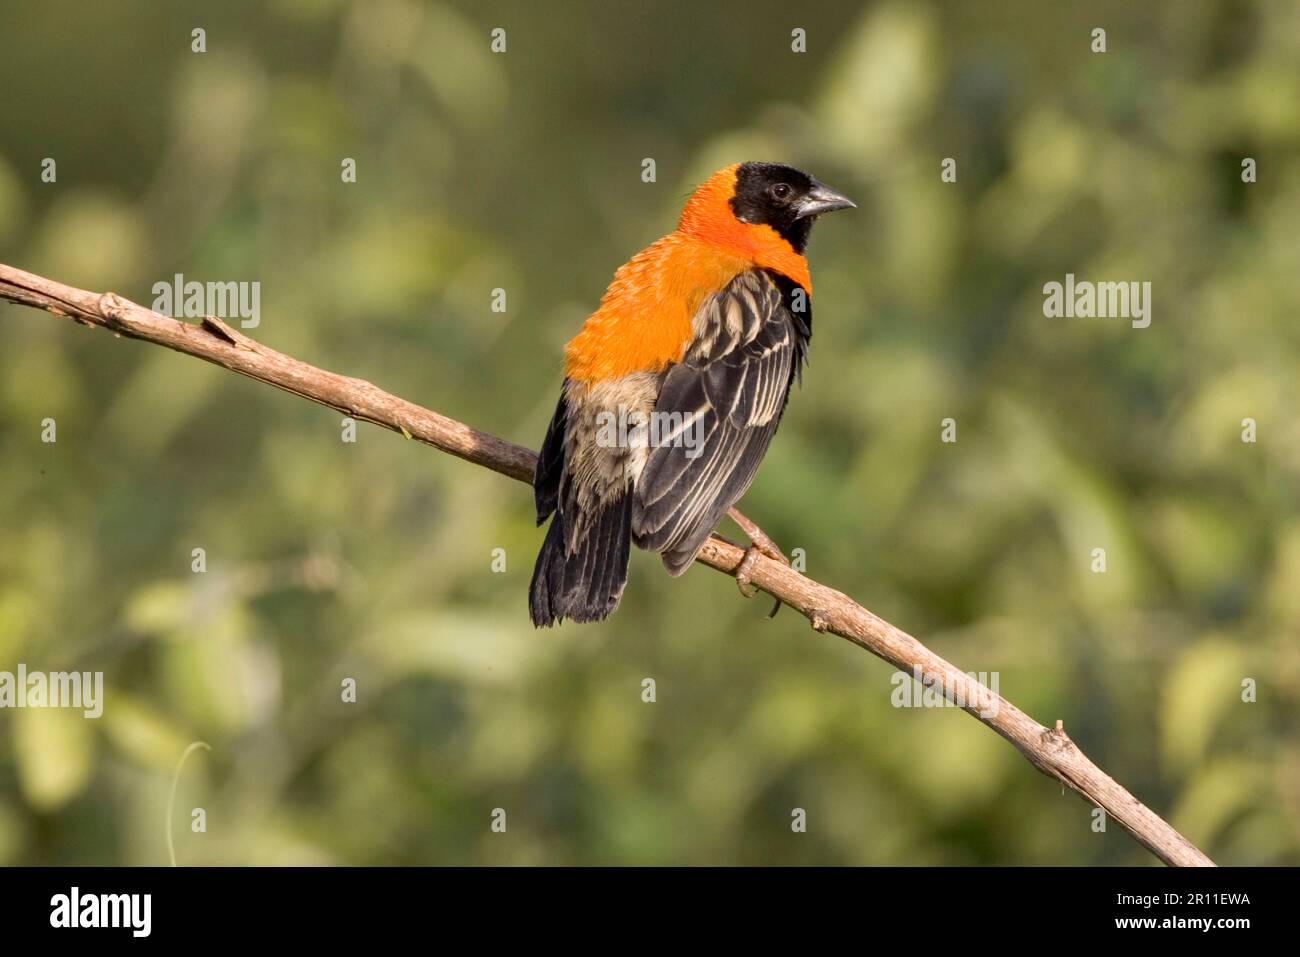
[0,262,1215,867]
[166,740,211,867]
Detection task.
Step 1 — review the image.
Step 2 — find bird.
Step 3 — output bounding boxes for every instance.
[529,161,854,627]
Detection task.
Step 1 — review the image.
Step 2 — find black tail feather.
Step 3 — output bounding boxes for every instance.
[529,491,633,627]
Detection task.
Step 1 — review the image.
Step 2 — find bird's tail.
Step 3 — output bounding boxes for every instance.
[529,491,633,627]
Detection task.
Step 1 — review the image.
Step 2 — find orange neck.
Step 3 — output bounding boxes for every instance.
[676,164,812,293]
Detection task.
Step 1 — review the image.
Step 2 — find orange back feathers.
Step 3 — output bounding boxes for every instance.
[564,165,812,384]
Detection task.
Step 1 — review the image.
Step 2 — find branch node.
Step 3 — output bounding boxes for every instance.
[97,291,130,322]
[809,609,830,633]
[200,314,253,348]
[1042,719,1074,752]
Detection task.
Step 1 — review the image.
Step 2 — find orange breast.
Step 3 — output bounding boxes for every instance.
[564,235,751,383]
[564,164,812,385]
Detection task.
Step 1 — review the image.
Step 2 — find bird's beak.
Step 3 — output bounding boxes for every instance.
[794,180,857,220]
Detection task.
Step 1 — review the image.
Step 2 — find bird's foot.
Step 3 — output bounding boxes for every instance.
[734,545,764,599]
[727,507,790,618]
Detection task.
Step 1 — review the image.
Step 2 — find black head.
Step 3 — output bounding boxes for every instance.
[730,162,856,254]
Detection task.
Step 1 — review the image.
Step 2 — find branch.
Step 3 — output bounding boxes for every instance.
[0,262,1215,867]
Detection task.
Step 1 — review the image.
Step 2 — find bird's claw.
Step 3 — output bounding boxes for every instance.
[728,505,791,617]
[735,545,762,599]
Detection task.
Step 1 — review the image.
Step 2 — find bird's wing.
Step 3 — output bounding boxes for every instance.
[632,268,809,574]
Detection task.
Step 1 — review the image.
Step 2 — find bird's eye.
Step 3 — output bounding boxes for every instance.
[771,183,791,201]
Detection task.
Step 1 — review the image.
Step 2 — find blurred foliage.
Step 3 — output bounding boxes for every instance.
[1,0,1298,865]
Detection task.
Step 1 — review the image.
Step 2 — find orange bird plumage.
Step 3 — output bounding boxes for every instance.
[531,162,854,626]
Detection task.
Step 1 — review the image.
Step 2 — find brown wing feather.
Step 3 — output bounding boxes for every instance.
[632,269,809,574]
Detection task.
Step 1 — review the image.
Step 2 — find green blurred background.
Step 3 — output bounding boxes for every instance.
[1,0,1297,865]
